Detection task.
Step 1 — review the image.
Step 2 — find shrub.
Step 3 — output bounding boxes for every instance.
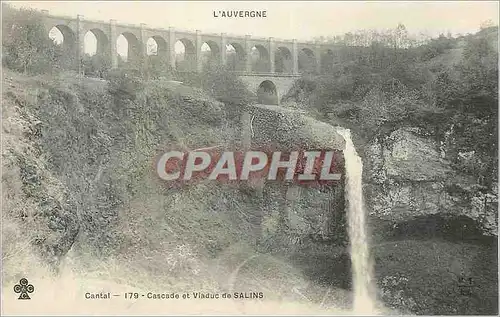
[175,64,255,121]
[199,64,255,107]
[82,53,112,78]
[2,4,63,74]
[106,67,145,102]
[145,55,173,79]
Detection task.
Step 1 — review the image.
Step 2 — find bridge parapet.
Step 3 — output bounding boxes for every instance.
[235,72,301,78]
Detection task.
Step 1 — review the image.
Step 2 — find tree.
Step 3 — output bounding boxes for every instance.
[147,41,157,55]
[394,23,409,49]
[146,55,171,79]
[480,19,495,30]
[2,4,60,74]
[196,64,255,120]
[434,28,499,186]
[82,53,112,78]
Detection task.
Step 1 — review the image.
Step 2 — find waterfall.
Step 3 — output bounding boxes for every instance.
[336,128,378,314]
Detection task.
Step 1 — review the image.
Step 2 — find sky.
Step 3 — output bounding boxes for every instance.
[5,1,500,57]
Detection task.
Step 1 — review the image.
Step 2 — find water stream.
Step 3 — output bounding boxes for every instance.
[336,128,378,314]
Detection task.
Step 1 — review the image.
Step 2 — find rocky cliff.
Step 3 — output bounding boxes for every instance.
[364,127,497,237]
[242,104,348,248]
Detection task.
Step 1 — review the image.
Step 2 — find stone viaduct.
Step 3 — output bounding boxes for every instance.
[40,10,343,104]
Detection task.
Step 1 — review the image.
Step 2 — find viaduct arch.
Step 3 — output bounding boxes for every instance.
[41,10,342,105]
[40,10,342,75]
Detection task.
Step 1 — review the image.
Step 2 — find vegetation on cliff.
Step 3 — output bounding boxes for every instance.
[1,4,498,315]
[284,25,498,190]
[1,6,318,305]
[283,24,499,314]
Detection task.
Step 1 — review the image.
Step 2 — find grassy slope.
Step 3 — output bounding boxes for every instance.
[2,70,71,280]
[1,69,360,315]
[2,68,254,267]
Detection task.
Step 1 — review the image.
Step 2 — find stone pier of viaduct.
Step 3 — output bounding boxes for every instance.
[40,10,343,103]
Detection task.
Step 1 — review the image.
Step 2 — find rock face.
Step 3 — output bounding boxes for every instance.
[243,104,347,245]
[364,127,498,236]
[248,104,346,151]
